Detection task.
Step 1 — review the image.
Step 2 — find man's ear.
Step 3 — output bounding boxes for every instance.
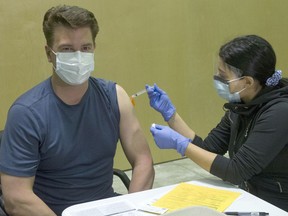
[45,45,53,62]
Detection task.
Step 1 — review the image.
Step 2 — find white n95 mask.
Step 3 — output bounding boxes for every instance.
[52,50,94,85]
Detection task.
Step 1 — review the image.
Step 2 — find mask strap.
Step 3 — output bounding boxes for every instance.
[48,47,57,71]
[236,86,246,94]
[229,77,246,95]
[48,47,57,56]
[227,76,244,84]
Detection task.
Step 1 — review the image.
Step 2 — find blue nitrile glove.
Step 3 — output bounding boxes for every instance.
[145,84,176,121]
[150,124,191,156]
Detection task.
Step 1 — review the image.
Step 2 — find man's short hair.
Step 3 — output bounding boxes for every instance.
[42,5,99,47]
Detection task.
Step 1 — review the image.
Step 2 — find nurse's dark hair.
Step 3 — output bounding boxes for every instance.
[43,5,99,47]
[219,35,276,86]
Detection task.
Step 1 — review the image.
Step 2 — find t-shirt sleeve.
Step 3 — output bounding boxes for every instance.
[0,104,41,177]
[193,111,231,155]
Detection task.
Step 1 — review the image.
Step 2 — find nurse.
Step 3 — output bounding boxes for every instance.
[146,35,288,211]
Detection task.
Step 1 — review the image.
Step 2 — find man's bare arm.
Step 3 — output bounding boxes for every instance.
[1,173,56,216]
[116,84,155,192]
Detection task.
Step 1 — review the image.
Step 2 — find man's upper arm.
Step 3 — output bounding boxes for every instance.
[0,173,56,216]
[0,105,40,177]
[1,173,35,204]
[116,84,153,166]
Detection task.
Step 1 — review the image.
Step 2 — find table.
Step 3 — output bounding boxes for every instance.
[62,178,288,216]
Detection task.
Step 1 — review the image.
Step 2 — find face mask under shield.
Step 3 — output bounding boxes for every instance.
[213,62,246,103]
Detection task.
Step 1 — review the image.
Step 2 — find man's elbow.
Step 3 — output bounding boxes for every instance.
[140,156,155,187]
[3,197,21,216]
[142,155,154,174]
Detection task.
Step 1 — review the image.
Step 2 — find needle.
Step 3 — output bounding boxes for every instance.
[130,89,146,106]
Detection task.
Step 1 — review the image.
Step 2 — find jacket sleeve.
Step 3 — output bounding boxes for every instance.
[193,111,231,155]
[210,101,288,184]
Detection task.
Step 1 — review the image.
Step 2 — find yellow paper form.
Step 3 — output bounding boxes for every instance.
[152,182,241,212]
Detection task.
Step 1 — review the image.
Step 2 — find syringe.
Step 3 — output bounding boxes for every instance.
[130,89,146,106]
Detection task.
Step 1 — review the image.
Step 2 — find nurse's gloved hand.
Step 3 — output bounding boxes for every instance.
[145,84,176,121]
[150,124,191,156]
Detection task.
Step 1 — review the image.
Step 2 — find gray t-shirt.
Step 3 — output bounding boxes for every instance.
[0,77,120,215]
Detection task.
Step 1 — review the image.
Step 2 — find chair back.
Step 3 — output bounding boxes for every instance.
[0,130,8,216]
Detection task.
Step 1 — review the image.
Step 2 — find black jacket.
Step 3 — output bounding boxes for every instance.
[193,79,288,211]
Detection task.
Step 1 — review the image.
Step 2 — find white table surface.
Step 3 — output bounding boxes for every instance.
[62,178,288,216]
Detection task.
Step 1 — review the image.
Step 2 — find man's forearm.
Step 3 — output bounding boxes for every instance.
[128,162,155,193]
[4,193,56,216]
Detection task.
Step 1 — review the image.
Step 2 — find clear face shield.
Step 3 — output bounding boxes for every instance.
[213,59,246,103]
[213,58,243,80]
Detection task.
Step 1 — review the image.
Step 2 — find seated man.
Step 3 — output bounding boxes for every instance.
[0,5,154,216]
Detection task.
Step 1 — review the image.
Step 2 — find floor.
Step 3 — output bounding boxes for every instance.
[113,157,219,194]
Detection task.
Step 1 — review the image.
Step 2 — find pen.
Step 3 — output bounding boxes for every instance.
[224,212,269,216]
[130,89,147,106]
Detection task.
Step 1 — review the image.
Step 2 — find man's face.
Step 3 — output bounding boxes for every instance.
[46,26,95,65]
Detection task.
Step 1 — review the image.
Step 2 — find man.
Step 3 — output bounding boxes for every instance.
[0,5,154,216]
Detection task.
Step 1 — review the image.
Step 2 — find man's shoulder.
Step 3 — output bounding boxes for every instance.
[89,77,116,88]
[89,77,120,120]
[89,77,117,96]
[13,78,52,108]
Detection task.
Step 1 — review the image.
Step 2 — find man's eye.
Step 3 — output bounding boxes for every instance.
[61,47,74,52]
[82,46,92,52]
